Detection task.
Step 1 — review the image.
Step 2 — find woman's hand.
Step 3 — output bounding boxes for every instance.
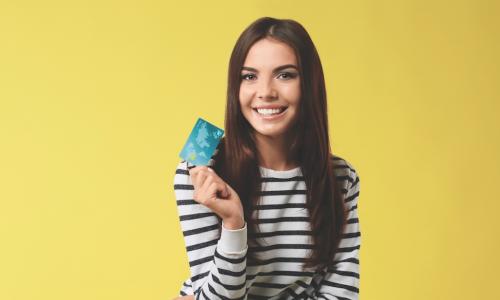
[171,296,194,300]
[188,166,245,229]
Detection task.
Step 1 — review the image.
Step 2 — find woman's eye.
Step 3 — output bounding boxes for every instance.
[241,74,255,80]
[278,72,297,80]
[240,72,297,81]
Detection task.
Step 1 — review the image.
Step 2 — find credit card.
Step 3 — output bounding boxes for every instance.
[179,117,224,166]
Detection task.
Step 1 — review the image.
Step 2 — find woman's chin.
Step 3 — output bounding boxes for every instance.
[253,127,288,139]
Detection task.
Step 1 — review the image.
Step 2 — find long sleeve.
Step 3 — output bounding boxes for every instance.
[308,165,361,300]
[178,277,193,296]
[173,159,249,300]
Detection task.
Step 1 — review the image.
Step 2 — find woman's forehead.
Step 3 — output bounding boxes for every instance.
[243,38,297,68]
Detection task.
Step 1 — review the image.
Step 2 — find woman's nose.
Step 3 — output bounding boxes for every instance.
[257,79,278,99]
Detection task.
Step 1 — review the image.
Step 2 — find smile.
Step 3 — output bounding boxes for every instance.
[252,106,288,120]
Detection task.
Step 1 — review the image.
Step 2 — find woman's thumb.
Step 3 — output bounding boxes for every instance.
[223,184,230,198]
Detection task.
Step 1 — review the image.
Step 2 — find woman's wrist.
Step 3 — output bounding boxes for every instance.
[222,216,245,230]
[219,217,247,254]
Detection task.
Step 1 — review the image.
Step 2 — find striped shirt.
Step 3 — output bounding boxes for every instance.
[173,154,361,299]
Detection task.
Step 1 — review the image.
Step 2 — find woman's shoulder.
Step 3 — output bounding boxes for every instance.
[330,153,359,190]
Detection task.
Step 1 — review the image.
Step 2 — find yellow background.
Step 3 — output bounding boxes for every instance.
[1,0,499,299]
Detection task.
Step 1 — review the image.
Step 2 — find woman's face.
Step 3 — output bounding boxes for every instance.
[239,37,301,141]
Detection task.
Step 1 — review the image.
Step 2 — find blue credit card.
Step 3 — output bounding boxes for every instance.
[179,117,224,166]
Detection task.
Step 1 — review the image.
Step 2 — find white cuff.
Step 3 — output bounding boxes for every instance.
[219,221,248,254]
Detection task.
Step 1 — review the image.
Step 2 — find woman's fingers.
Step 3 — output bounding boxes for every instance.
[208,181,229,200]
[203,175,229,199]
[196,175,215,205]
[187,165,243,222]
[189,167,207,200]
[189,166,228,204]
[197,177,228,208]
[190,167,208,188]
[207,168,229,197]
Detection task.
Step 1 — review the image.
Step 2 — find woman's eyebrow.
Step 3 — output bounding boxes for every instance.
[241,64,298,73]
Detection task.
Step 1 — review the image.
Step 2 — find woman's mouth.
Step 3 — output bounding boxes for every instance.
[252,106,288,120]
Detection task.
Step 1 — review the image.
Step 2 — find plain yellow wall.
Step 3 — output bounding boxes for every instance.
[1,0,499,299]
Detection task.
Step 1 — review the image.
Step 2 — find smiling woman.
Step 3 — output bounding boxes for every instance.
[173,16,361,300]
[239,38,302,160]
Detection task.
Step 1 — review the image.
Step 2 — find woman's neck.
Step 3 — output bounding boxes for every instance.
[254,132,299,171]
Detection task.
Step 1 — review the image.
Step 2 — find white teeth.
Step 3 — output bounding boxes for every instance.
[256,107,286,115]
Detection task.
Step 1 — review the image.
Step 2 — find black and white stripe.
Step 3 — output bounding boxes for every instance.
[173,154,361,299]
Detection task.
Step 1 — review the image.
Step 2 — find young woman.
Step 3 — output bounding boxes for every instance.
[173,17,361,300]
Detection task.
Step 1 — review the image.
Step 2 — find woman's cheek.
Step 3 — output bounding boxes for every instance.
[239,86,248,97]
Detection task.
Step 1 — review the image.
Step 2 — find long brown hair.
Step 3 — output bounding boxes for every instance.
[212,17,347,272]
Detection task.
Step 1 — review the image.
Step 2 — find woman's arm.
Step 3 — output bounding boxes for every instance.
[173,160,248,300]
[305,167,361,299]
